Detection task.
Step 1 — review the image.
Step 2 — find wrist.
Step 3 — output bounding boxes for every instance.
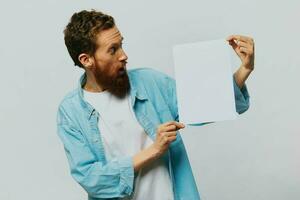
[133,144,161,172]
[240,64,254,72]
[148,144,161,159]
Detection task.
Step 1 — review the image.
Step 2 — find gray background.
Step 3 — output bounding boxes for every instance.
[0,0,299,199]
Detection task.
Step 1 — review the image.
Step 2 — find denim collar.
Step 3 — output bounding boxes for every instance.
[77,72,148,119]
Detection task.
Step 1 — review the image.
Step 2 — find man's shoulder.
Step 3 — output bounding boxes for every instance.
[58,88,80,110]
[128,67,174,86]
[128,67,165,76]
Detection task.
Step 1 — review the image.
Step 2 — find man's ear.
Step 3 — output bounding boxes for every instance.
[78,53,93,69]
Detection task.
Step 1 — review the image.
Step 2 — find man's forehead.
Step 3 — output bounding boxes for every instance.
[97,27,123,47]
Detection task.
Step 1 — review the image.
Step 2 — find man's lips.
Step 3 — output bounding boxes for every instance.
[118,66,126,76]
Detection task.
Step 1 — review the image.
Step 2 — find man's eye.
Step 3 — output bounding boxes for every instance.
[110,47,116,54]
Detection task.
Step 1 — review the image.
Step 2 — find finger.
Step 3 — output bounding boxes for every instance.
[167,136,177,143]
[226,35,234,41]
[228,39,238,47]
[158,132,176,143]
[226,35,244,42]
[229,39,251,49]
[227,35,253,44]
[158,131,176,140]
[162,121,185,129]
[239,46,251,54]
[236,41,252,49]
[157,122,173,132]
[164,131,177,137]
[237,40,254,51]
[159,124,177,132]
[242,36,254,44]
[171,121,185,129]
[226,35,245,42]
[227,40,236,48]
[157,129,176,138]
[228,40,244,56]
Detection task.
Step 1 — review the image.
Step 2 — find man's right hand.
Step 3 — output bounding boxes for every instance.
[151,121,185,157]
[133,121,185,172]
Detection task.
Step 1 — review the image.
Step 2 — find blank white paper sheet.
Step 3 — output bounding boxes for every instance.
[172,39,237,125]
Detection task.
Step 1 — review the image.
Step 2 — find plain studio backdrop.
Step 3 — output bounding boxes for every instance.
[0,0,299,199]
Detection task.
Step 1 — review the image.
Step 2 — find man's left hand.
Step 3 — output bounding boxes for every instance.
[227,35,255,88]
[227,35,255,71]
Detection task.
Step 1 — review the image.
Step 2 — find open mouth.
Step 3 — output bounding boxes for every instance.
[118,66,126,76]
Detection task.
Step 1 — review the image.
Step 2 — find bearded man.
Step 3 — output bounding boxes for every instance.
[57,9,254,200]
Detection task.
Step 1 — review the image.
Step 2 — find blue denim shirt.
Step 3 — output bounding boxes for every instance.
[57,68,250,200]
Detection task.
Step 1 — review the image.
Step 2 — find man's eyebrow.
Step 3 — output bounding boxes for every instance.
[108,37,124,48]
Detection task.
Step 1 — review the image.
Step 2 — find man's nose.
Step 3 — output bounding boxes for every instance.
[119,49,128,62]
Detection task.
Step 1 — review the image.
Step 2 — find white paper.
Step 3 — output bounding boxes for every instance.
[172,39,237,124]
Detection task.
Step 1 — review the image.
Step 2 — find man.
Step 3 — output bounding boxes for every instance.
[57,10,254,200]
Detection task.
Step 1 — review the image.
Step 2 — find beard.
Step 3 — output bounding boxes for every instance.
[93,65,130,99]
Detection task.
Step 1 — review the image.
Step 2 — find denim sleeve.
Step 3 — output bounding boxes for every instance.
[57,106,134,199]
[233,77,250,114]
[165,75,179,122]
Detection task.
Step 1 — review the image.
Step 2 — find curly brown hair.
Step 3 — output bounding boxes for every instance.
[64,10,115,68]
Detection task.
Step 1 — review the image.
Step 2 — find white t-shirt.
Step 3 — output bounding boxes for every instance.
[83,89,174,200]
